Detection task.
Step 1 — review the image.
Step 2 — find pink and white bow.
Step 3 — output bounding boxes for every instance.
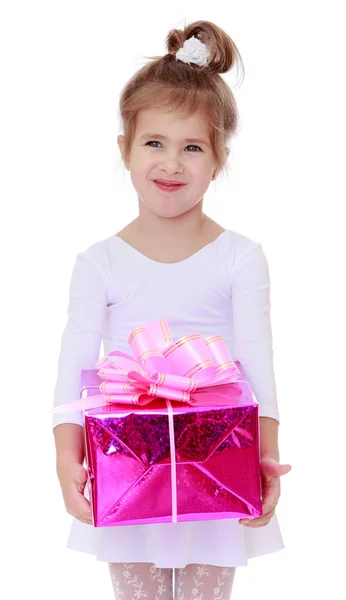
[52,319,243,414]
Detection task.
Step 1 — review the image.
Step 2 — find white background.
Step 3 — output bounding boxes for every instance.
[1,1,345,598]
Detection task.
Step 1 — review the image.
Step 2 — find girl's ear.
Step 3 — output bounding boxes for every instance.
[118,135,130,170]
[213,147,230,179]
[213,148,230,180]
[117,134,125,159]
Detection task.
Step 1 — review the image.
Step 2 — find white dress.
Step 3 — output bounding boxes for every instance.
[52,229,284,567]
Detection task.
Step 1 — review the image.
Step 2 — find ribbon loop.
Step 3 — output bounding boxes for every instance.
[52,320,243,414]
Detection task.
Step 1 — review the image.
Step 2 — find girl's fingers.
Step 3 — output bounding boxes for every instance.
[66,490,92,523]
[244,520,272,528]
[262,482,280,514]
[240,507,276,527]
[261,458,292,479]
[77,495,92,516]
[77,516,93,525]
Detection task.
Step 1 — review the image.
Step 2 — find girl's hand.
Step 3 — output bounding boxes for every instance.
[239,457,292,528]
[56,460,93,525]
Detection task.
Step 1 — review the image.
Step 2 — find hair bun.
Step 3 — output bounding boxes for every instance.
[166,20,244,77]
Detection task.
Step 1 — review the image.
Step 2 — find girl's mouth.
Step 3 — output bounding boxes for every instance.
[153,180,186,193]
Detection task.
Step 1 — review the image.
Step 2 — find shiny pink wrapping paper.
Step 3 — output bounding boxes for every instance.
[82,361,262,527]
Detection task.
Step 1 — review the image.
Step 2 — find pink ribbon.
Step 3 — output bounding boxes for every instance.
[54,319,243,413]
[52,320,246,523]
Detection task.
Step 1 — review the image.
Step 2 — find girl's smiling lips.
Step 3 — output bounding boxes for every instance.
[153,179,187,186]
[152,179,187,193]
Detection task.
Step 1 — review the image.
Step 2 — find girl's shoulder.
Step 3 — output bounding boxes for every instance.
[219,228,263,260]
[77,233,141,276]
[75,235,115,282]
[77,236,110,263]
[217,229,267,283]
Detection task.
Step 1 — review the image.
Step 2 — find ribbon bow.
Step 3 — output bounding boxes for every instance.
[53,320,243,414]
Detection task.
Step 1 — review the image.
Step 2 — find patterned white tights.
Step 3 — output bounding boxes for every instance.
[108,562,236,600]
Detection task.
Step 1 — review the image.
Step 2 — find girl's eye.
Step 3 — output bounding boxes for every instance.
[146,141,202,152]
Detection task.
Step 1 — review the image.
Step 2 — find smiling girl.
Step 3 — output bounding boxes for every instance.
[53,20,291,600]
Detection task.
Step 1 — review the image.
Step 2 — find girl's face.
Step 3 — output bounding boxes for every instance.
[118,108,225,219]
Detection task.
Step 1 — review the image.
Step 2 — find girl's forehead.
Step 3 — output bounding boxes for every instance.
[136,108,210,135]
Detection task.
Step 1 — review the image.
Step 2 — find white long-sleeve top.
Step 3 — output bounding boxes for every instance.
[52,229,283,567]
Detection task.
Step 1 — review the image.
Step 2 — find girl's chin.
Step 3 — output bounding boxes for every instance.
[139,200,198,219]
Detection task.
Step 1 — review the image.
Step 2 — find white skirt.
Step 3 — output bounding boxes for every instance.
[67,487,284,568]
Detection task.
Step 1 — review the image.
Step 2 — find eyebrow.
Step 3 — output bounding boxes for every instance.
[138,133,210,146]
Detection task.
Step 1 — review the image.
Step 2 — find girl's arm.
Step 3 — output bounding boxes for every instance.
[52,244,109,525]
[54,423,92,525]
[259,417,280,462]
[230,241,291,525]
[52,244,109,431]
[54,423,85,466]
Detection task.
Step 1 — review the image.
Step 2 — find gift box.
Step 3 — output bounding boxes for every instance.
[54,320,263,527]
[82,365,262,527]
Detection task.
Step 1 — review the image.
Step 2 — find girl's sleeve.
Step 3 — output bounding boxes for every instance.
[52,244,109,430]
[229,241,280,422]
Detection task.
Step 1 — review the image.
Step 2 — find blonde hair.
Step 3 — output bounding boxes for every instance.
[118,20,245,178]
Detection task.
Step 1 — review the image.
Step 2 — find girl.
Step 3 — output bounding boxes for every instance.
[53,20,291,600]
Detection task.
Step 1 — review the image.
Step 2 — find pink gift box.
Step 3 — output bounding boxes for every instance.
[82,361,263,527]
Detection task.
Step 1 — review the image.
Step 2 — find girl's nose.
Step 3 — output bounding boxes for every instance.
[158,158,184,174]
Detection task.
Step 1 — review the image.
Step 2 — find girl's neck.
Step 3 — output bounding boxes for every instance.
[115,209,224,264]
[134,215,208,243]
[132,200,220,243]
